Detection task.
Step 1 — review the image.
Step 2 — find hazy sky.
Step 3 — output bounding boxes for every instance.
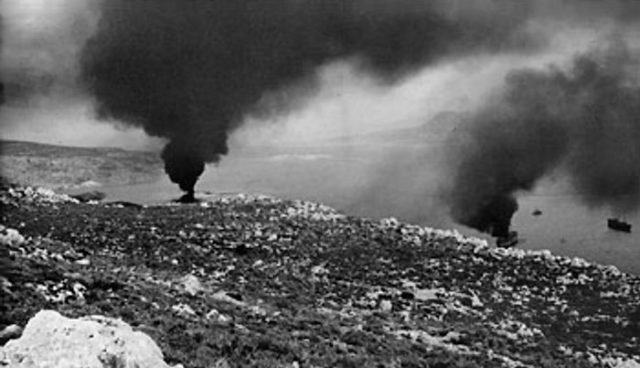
[0,0,159,149]
[3,0,640,233]
[4,0,636,150]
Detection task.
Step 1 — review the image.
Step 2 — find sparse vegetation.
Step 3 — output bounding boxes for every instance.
[1,184,639,367]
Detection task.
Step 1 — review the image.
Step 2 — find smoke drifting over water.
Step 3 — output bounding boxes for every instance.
[81,0,537,194]
[445,39,640,236]
[5,0,640,248]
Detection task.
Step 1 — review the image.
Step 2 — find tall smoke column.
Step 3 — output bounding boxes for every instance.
[81,0,536,196]
[0,13,4,108]
[445,39,640,237]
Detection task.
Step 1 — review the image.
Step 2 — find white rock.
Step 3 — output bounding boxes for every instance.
[469,292,484,308]
[311,264,329,275]
[205,309,220,320]
[252,260,264,268]
[0,324,22,344]
[0,310,181,368]
[211,291,245,306]
[0,226,25,247]
[249,305,267,316]
[379,300,393,312]
[171,303,196,317]
[212,358,231,368]
[75,258,91,266]
[613,359,640,368]
[179,274,205,296]
[414,288,444,302]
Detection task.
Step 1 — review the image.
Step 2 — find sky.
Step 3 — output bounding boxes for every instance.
[3,0,633,150]
[0,0,160,149]
[2,0,640,219]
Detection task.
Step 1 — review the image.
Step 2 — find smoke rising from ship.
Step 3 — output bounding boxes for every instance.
[445,38,640,236]
[4,0,640,247]
[80,0,537,194]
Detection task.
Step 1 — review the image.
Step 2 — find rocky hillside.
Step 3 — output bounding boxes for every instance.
[1,184,639,367]
[0,140,162,189]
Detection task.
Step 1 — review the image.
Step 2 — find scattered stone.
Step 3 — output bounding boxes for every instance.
[0,310,181,368]
[212,358,231,368]
[63,249,83,261]
[7,186,78,204]
[179,274,205,296]
[0,225,25,247]
[379,300,393,312]
[0,277,14,297]
[172,303,196,318]
[311,264,329,276]
[613,359,640,368]
[75,258,91,266]
[469,292,484,308]
[212,291,246,307]
[414,288,444,302]
[72,282,87,302]
[248,305,267,316]
[252,259,264,268]
[205,309,231,324]
[105,201,144,209]
[0,324,22,345]
[3,184,640,367]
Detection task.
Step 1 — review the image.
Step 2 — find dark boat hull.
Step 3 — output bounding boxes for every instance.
[607,218,632,233]
[496,231,519,248]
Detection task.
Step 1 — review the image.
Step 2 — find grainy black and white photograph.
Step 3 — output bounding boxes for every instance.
[1,0,639,366]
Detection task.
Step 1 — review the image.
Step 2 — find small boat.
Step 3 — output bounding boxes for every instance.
[496,231,519,248]
[532,209,542,216]
[607,218,632,233]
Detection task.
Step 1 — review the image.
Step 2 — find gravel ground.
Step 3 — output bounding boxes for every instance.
[1,184,639,367]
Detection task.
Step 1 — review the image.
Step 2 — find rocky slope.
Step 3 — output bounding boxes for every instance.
[1,184,639,367]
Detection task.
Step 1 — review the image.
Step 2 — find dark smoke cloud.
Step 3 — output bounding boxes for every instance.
[1,13,4,108]
[81,0,538,193]
[445,38,640,237]
[1,2,97,107]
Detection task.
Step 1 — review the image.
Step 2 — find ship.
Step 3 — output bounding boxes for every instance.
[607,218,632,233]
[496,231,519,248]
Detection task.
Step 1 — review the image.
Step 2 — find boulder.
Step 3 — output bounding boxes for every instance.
[0,310,181,368]
[0,324,22,345]
[0,225,25,247]
[179,274,205,296]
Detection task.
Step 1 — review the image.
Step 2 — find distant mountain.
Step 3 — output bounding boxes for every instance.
[330,111,464,147]
[0,140,162,189]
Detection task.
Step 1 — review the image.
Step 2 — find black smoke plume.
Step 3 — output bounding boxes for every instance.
[0,13,5,108]
[81,0,536,194]
[446,38,640,237]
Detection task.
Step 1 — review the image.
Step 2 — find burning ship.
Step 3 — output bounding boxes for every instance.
[496,231,519,248]
[607,218,632,233]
